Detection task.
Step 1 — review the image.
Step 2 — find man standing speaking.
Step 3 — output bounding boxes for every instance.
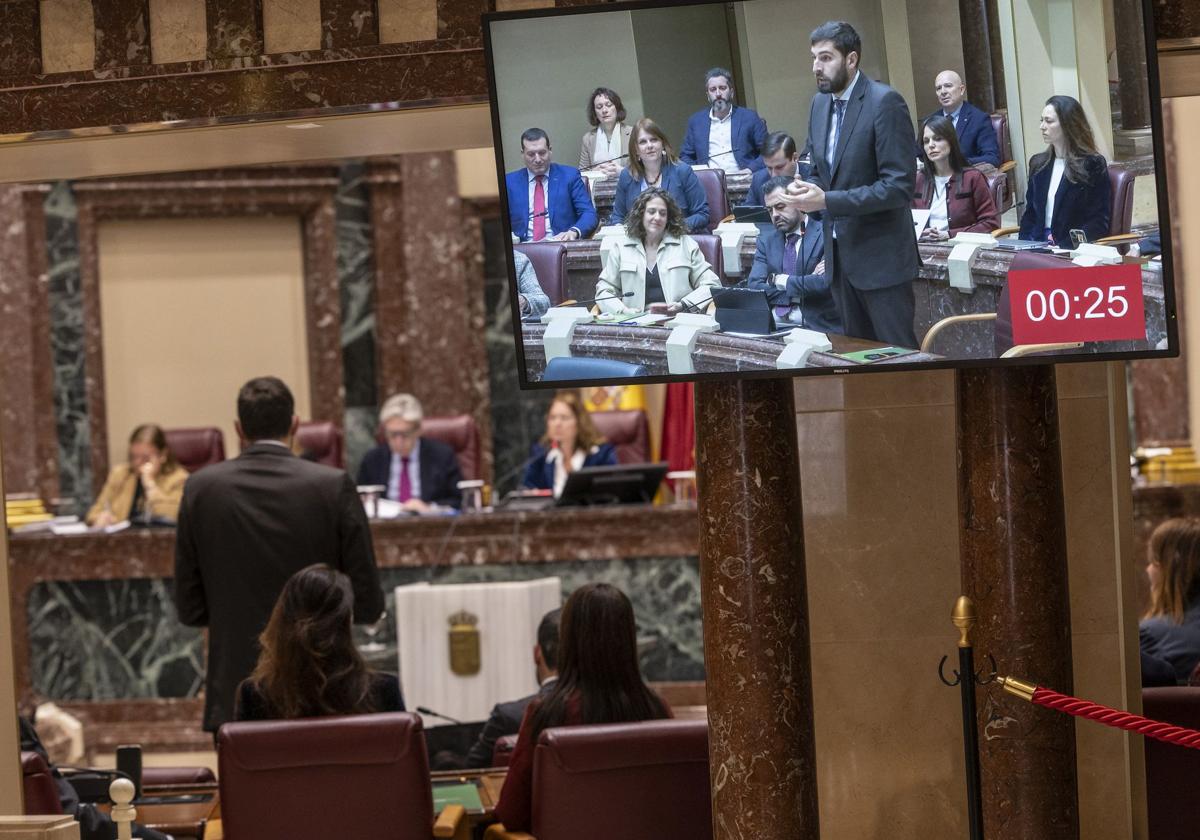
[783,20,919,348]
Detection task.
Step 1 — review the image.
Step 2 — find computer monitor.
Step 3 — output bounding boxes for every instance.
[556,462,668,506]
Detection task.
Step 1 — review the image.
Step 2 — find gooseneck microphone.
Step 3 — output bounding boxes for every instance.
[417,706,464,725]
[561,291,635,307]
[581,154,630,172]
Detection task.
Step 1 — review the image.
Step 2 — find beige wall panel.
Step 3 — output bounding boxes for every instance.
[40,0,95,74]
[495,0,552,10]
[905,0,967,117]
[0,431,20,810]
[456,147,501,198]
[97,217,312,466]
[378,0,437,45]
[263,0,320,54]
[149,0,206,64]
[1173,96,1200,455]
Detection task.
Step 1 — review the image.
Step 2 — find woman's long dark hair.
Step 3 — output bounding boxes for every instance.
[626,118,678,182]
[919,115,969,176]
[529,582,669,745]
[1144,518,1200,623]
[1029,95,1102,185]
[248,564,377,719]
[625,187,687,242]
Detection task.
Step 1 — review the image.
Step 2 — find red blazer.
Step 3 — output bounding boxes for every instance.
[913,167,1000,236]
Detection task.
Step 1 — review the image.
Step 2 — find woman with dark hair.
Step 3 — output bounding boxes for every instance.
[493,582,671,831]
[597,187,720,316]
[1140,518,1200,684]
[912,115,1000,240]
[86,423,187,526]
[579,87,632,178]
[235,564,403,720]
[608,118,710,233]
[1018,95,1111,245]
[521,391,617,497]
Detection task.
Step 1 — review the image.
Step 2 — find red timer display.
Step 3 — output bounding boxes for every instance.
[1007,263,1146,346]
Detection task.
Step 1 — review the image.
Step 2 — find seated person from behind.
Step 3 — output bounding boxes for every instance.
[514,249,551,319]
[493,583,672,832]
[1018,95,1111,245]
[580,87,633,178]
[596,188,721,316]
[522,391,617,497]
[506,127,598,242]
[1130,230,1162,259]
[608,117,709,233]
[235,563,403,720]
[464,607,561,768]
[912,115,1001,241]
[356,393,463,510]
[745,131,813,207]
[1140,518,1200,685]
[86,423,188,527]
[746,175,838,332]
[922,70,1001,167]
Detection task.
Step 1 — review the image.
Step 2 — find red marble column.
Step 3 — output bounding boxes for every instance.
[321,0,379,49]
[957,0,1006,113]
[1113,0,1149,130]
[694,378,819,840]
[956,367,1079,840]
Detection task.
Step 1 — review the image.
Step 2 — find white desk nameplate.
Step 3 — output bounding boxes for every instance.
[713,222,760,277]
[1071,242,1122,266]
[775,328,833,369]
[540,307,592,361]
[946,232,996,293]
[595,225,627,257]
[664,313,719,375]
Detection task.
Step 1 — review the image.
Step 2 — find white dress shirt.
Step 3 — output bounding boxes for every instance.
[526,169,557,239]
[1044,158,1066,234]
[708,109,738,172]
[929,174,951,232]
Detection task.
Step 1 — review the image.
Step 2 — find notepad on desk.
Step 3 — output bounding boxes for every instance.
[432,781,484,812]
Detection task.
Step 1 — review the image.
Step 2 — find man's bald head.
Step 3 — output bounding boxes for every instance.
[934,70,967,114]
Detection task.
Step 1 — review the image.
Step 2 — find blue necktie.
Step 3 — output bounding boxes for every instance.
[775,232,802,320]
[827,99,846,169]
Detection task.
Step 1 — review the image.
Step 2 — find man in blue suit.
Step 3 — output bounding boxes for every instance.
[747,175,839,332]
[745,132,814,206]
[921,70,1000,167]
[506,128,597,242]
[679,68,768,173]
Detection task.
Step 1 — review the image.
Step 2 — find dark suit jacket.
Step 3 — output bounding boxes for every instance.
[235,672,405,721]
[913,168,1001,235]
[506,162,598,241]
[744,159,815,207]
[355,437,463,509]
[521,442,617,491]
[173,443,384,732]
[922,102,1000,167]
[608,161,709,232]
[679,106,768,172]
[806,74,919,290]
[1018,154,1111,245]
[463,679,556,768]
[746,219,839,332]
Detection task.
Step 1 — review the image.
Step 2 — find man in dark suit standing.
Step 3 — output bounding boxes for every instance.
[679,68,768,173]
[505,128,597,242]
[463,608,561,769]
[356,393,463,510]
[786,20,919,347]
[923,70,1000,167]
[173,376,383,733]
[747,175,839,332]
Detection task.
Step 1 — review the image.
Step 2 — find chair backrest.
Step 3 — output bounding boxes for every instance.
[163,427,226,473]
[21,751,62,815]
[690,233,726,286]
[421,414,481,481]
[295,421,344,469]
[1142,687,1200,840]
[590,409,650,464]
[990,112,1012,165]
[544,357,647,382]
[218,712,433,840]
[492,733,518,767]
[531,719,712,840]
[141,765,217,786]
[693,168,728,233]
[1108,163,1136,238]
[514,241,569,305]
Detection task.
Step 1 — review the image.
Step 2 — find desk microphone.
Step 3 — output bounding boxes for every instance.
[561,291,634,307]
[417,706,464,725]
[677,296,714,314]
[581,154,630,172]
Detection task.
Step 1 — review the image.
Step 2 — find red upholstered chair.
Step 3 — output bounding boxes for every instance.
[21,751,62,815]
[988,112,1016,211]
[141,766,217,786]
[1142,687,1200,840]
[589,410,650,464]
[991,112,1013,170]
[514,242,569,305]
[164,427,226,473]
[421,414,481,481]
[693,168,728,233]
[219,712,467,840]
[1106,163,1136,238]
[690,233,726,287]
[296,420,345,469]
[492,733,518,768]
[486,720,712,840]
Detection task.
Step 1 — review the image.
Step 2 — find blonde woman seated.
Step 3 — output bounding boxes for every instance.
[595,188,721,316]
[86,423,188,526]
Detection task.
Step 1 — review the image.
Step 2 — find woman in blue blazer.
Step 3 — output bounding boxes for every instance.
[608,118,710,234]
[1018,95,1111,245]
[521,391,617,497]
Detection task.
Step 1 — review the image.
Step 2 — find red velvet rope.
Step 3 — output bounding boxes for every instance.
[1031,686,1200,750]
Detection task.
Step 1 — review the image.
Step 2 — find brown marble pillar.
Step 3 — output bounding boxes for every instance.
[206,0,264,59]
[93,0,151,69]
[956,367,1078,840]
[0,1,42,77]
[321,0,379,49]
[694,377,819,840]
[957,0,1006,113]
[1113,0,1149,130]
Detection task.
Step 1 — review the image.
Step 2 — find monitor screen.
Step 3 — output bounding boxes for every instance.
[482,0,1176,388]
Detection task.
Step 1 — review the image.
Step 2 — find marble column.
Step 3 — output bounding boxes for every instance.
[695,378,819,840]
[1113,0,1149,130]
[93,0,151,69]
[956,367,1079,840]
[206,0,264,58]
[0,0,42,76]
[321,0,379,48]
[957,0,1006,113]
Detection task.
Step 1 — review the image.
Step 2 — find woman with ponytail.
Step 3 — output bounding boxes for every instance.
[234,564,402,720]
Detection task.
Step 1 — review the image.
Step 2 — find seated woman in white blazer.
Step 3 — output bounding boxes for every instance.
[595,188,721,315]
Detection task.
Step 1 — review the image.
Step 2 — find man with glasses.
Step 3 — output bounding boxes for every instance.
[356,393,463,511]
